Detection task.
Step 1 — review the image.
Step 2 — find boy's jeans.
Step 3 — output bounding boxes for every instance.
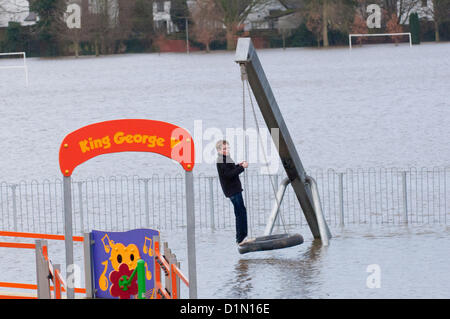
[230,192,248,243]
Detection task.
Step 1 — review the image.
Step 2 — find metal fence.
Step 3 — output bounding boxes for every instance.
[0,167,449,235]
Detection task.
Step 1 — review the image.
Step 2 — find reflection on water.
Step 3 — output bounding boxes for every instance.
[1,225,448,299]
[187,225,450,299]
[226,240,325,299]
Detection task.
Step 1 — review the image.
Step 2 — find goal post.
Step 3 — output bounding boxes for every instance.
[349,33,412,50]
[0,52,29,86]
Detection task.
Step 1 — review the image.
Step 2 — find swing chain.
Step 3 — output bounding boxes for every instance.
[240,65,288,235]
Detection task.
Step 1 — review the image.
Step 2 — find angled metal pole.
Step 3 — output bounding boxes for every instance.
[235,37,322,239]
[185,170,197,298]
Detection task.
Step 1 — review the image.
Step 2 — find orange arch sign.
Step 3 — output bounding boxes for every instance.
[59,119,195,176]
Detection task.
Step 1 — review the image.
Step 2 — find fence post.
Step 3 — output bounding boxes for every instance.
[11,184,18,231]
[83,232,94,299]
[402,171,408,224]
[141,178,150,228]
[208,177,215,230]
[338,173,344,227]
[54,264,62,299]
[35,240,51,299]
[77,182,84,234]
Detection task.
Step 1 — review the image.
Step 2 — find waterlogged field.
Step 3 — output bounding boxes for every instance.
[1,225,449,298]
[0,42,449,181]
[0,43,449,299]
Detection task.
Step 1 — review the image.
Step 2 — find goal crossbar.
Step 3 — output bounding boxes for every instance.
[0,52,29,86]
[349,33,412,49]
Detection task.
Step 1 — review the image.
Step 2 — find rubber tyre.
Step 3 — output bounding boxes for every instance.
[238,233,304,254]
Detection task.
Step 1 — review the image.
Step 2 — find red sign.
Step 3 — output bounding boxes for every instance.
[59,119,195,176]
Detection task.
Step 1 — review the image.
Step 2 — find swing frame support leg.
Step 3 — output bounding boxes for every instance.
[264,177,290,236]
[263,176,332,246]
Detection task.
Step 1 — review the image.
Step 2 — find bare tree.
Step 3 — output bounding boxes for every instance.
[423,0,450,41]
[0,0,30,22]
[351,11,368,45]
[190,0,222,52]
[302,0,356,47]
[386,12,404,43]
[212,0,269,50]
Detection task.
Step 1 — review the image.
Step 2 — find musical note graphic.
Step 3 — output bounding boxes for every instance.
[102,234,112,253]
[143,237,153,256]
[99,260,109,291]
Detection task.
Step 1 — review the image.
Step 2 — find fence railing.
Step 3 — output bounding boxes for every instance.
[0,167,449,235]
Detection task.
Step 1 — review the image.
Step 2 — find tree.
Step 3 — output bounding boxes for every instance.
[4,21,25,52]
[81,0,120,56]
[302,0,356,47]
[30,0,66,56]
[190,0,223,52]
[212,0,268,50]
[409,12,420,44]
[351,12,368,45]
[305,5,323,47]
[170,0,190,32]
[130,0,154,51]
[379,0,422,25]
[424,0,450,42]
[386,12,403,44]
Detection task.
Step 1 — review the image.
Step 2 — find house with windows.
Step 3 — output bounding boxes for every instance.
[0,0,186,34]
[398,0,434,24]
[243,0,304,32]
[0,0,37,27]
[153,0,177,33]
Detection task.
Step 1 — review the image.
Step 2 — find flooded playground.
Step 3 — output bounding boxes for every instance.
[1,224,449,298]
[1,42,449,299]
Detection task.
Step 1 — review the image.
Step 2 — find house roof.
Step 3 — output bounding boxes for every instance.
[278,0,304,10]
[24,12,37,22]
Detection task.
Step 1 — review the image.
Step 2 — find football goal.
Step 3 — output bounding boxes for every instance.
[349,33,412,50]
[0,52,29,86]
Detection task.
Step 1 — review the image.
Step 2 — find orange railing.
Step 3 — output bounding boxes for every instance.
[0,231,86,299]
[154,241,189,299]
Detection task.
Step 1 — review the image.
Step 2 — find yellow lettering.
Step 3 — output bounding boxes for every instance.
[114,132,125,144]
[133,134,142,143]
[112,131,165,149]
[89,137,94,150]
[79,140,90,153]
[93,138,103,149]
[147,135,156,148]
[125,134,133,143]
[102,136,111,149]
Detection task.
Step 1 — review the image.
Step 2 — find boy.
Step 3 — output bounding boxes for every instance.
[216,140,250,246]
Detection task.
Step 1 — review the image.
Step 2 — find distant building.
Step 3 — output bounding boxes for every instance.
[0,0,185,34]
[242,0,304,32]
[398,0,434,24]
[0,0,36,27]
[153,0,177,34]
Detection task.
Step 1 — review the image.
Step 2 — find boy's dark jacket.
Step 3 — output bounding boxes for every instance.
[216,154,244,198]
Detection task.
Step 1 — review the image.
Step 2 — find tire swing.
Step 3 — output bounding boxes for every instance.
[238,74,303,255]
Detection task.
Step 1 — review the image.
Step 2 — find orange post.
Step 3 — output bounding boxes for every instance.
[54,268,62,299]
[0,231,86,299]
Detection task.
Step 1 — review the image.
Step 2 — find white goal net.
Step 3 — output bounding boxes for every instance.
[0,52,29,86]
[349,33,412,49]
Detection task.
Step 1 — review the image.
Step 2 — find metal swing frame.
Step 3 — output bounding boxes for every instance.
[235,38,331,245]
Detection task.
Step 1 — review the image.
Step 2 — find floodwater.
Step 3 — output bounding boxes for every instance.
[1,43,450,181]
[1,224,449,298]
[1,43,449,299]
[165,224,450,298]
